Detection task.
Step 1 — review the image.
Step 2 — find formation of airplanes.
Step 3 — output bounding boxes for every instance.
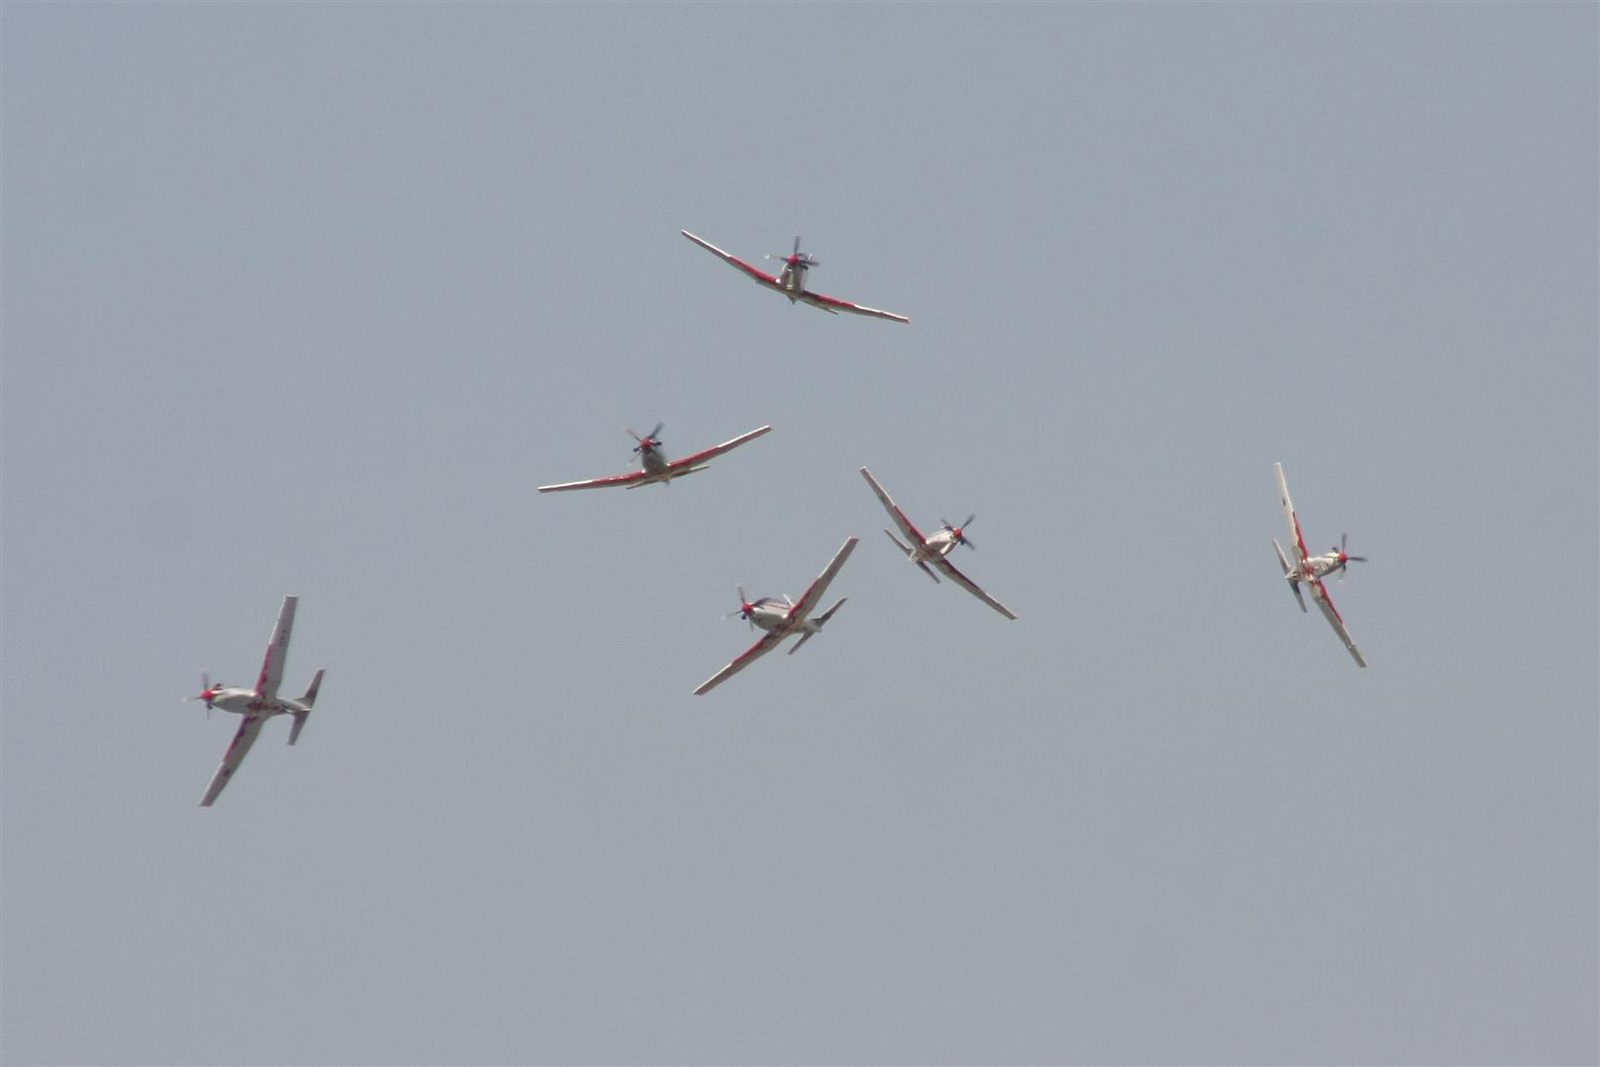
[186,232,1373,804]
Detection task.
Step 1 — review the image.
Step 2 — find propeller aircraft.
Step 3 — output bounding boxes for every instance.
[694,536,859,695]
[681,230,910,324]
[538,423,771,493]
[189,595,326,806]
[1271,462,1368,667]
[859,467,1017,620]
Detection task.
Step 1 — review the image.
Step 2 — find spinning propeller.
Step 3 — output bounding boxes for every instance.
[725,587,758,630]
[941,514,978,550]
[627,422,664,457]
[768,236,819,270]
[1333,533,1368,581]
[187,672,219,719]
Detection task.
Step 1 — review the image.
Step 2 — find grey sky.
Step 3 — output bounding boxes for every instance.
[3,4,1595,1065]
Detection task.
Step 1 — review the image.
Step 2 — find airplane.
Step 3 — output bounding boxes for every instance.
[859,467,1017,620]
[693,536,859,695]
[537,423,771,492]
[1271,462,1368,667]
[681,230,910,324]
[188,595,326,806]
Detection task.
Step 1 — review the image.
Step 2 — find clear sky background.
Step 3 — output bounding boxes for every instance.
[3,4,1595,1065]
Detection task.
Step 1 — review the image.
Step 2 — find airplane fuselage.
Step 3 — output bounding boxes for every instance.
[639,447,670,477]
[629,446,712,488]
[201,687,310,717]
[742,597,828,637]
[777,261,808,297]
[916,530,962,561]
[1291,551,1353,583]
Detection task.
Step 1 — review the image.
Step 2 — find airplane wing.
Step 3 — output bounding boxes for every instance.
[858,468,928,548]
[933,557,1018,620]
[254,595,297,704]
[537,468,654,492]
[1273,462,1311,565]
[1308,579,1367,668]
[199,713,269,806]
[786,536,859,623]
[665,425,773,472]
[693,630,785,696]
[681,230,784,290]
[797,290,910,324]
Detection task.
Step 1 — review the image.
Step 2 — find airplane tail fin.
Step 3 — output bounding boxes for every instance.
[816,597,848,626]
[287,669,324,746]
[1272,541,1307,613]
[883,529,939,582]
[787,598,848,656]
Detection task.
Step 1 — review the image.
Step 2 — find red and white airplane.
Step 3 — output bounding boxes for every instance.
[681,230,910,324]
[694,536,859,695]
[1272,462,1368,667]
[189,595,326,806]
[537,423,771,493]
[860,467,1017,620]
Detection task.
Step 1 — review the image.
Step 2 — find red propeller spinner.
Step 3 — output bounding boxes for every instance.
[628,422,664,456]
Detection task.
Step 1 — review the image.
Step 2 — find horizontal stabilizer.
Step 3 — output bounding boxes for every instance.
[815,597,848,626]
[1272,540,1307,613]
[300,669,324,708]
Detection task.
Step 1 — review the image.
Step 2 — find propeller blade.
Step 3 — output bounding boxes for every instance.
[187,672,215,718]
[793,235,801,256]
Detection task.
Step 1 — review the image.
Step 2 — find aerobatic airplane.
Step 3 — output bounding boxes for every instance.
[189,595,326,806]
[859,467,1017,620]
[694,537,859,695]
[537,423,771,493]
[1272,462,1368,667]
[681,230,910,324]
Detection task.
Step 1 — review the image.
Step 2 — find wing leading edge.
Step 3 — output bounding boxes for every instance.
[859,467,927,548]
[199,713,268,806]
[786,536,859,623]
[933,557,1018,620]
[254,595,297,704]
[681,230,783,289]
[1309,580,1367,668]
[797,291,910,324]
[1273,462,1310,564]
[692,631,784,696]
